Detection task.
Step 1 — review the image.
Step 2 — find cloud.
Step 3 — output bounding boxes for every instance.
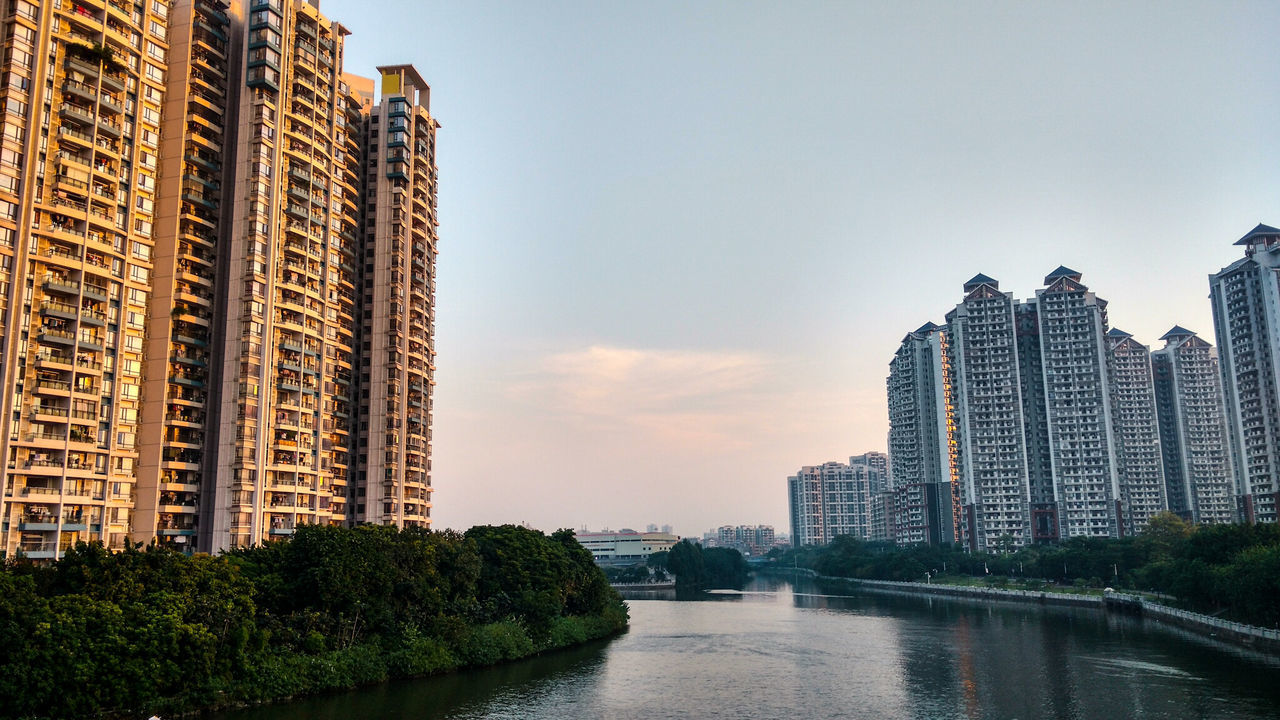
[507,345,783,449]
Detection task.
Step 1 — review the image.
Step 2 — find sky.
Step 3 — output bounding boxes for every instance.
[327,0,1280,538]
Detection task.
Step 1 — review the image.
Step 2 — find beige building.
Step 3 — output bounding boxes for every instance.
[207,0,360,551]
[0,0,438,560]
[134,0,233,551]
[353,65,439,528]
[0,0,172,559]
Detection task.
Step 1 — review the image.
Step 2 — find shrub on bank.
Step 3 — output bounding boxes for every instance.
[0,524,628,720]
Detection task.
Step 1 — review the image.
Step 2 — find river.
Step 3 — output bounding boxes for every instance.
[208,576,1280,719]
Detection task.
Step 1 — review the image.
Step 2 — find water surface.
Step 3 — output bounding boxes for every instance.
[209,576,1280,719]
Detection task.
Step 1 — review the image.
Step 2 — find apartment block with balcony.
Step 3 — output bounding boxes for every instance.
[886,322,960,545]
[1033,267,1121,539]
[134,0,232,551]
[1152,326,1236,525]
[788,459,878,546]
[207,0,356,551]
[945,274,1032,551]
[1210,223,1280,524]
[1105,328,1167,534]
[0,0,170,559]
[353,65,438,529]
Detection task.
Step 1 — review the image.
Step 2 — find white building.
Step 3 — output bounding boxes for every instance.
[1105,329,1168,534]
[573,529,680,565]
[787,457,882,546]
[886,322,959,545]
[946,274,1033,551]
[1152,327,1236,524]
[1034,267,1122,539]
[1210,224,1280,524]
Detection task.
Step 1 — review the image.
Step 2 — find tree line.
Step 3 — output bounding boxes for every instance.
[659,540,750,591]
[772,513,1280,628]
[0,524,628,720]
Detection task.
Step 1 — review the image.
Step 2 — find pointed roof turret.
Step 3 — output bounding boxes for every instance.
[963,273,998,291]
[1044,265,1083,284]
[1160,325,1196,341]
[913,321,940,335]
[1234,223,1280,245]
[1106,328,1132,339]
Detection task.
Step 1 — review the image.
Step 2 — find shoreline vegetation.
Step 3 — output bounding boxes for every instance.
[767,512,1280,629]
[0,524,628,720]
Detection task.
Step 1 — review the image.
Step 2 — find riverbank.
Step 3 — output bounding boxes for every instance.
[0,525,629,720]
[762,566,1280,655]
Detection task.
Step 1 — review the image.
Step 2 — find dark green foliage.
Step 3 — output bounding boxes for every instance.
[0,525,627,720]
[777,520,1280,627]
[666,540,749,591]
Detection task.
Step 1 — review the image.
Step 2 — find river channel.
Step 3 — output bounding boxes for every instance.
[207,576,1280,719]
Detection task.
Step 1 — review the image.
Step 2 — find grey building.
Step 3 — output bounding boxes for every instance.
[946,274,1032,551]
[1210,224,1280,523]
[1033,267,1122,539]
[886,322,959,545]
[1152,327,1235,524]
[1105,329,1167,534]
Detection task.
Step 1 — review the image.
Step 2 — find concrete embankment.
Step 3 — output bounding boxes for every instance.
[765,567,1280,655]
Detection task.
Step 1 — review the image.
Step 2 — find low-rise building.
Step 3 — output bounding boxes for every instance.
[574,529,680,565]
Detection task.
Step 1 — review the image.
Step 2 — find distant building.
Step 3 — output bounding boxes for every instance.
[886,322,960,545]
[1210,224,1280,523]
[573,529,680,566]
[1105,329,1168,534]
[714,525,775,555]
[1033,267,1123,539]
[1152,327,1236,524]
[787,454,885,546]
[946,274,1033,551]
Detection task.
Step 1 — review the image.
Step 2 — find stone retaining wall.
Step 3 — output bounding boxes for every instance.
[766,567,1279,655]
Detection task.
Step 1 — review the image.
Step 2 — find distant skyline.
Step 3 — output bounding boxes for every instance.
[331,0,1280,537]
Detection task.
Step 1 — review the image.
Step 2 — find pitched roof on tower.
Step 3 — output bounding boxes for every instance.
[1160,325,1196,341]
[963,273,998,291]
[1234,223,1280,245]
[913,321,940,334]
[1106,328,1133,339]
[1044,265,1083,284]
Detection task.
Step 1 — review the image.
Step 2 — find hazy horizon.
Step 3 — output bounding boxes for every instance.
[330,0,1280,538]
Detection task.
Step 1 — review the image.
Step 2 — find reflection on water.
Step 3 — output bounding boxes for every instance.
[209,576,1280,720]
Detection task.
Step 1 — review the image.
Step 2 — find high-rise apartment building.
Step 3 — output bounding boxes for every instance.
[715,524,775,554]
[0,0,173,558]
[352,65,438,528]
[1104,329,1166,534]
[0,0,440,559]
[946,274,1032,551]
[1210,224,1280,524]
[207,0,361,551]
[1033,267,1121,538]
[1152,326,1235,524]
[885,321,959,545]
[135,0,233,551]
[1014,300,1056,540]
[787,456,882,546]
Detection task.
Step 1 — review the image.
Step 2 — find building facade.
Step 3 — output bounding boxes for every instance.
[352,65,438,529]
[946,274,1033,551]
[0,0,440,559]
[885,322,959,545]
[1210,224,1280,524]
[1033,267,1122,539]
[788,456,881,546]
[1152,326,1235,524]
[1104,329,1167,534]
[574,529,680,566]
[0,0,174,558]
